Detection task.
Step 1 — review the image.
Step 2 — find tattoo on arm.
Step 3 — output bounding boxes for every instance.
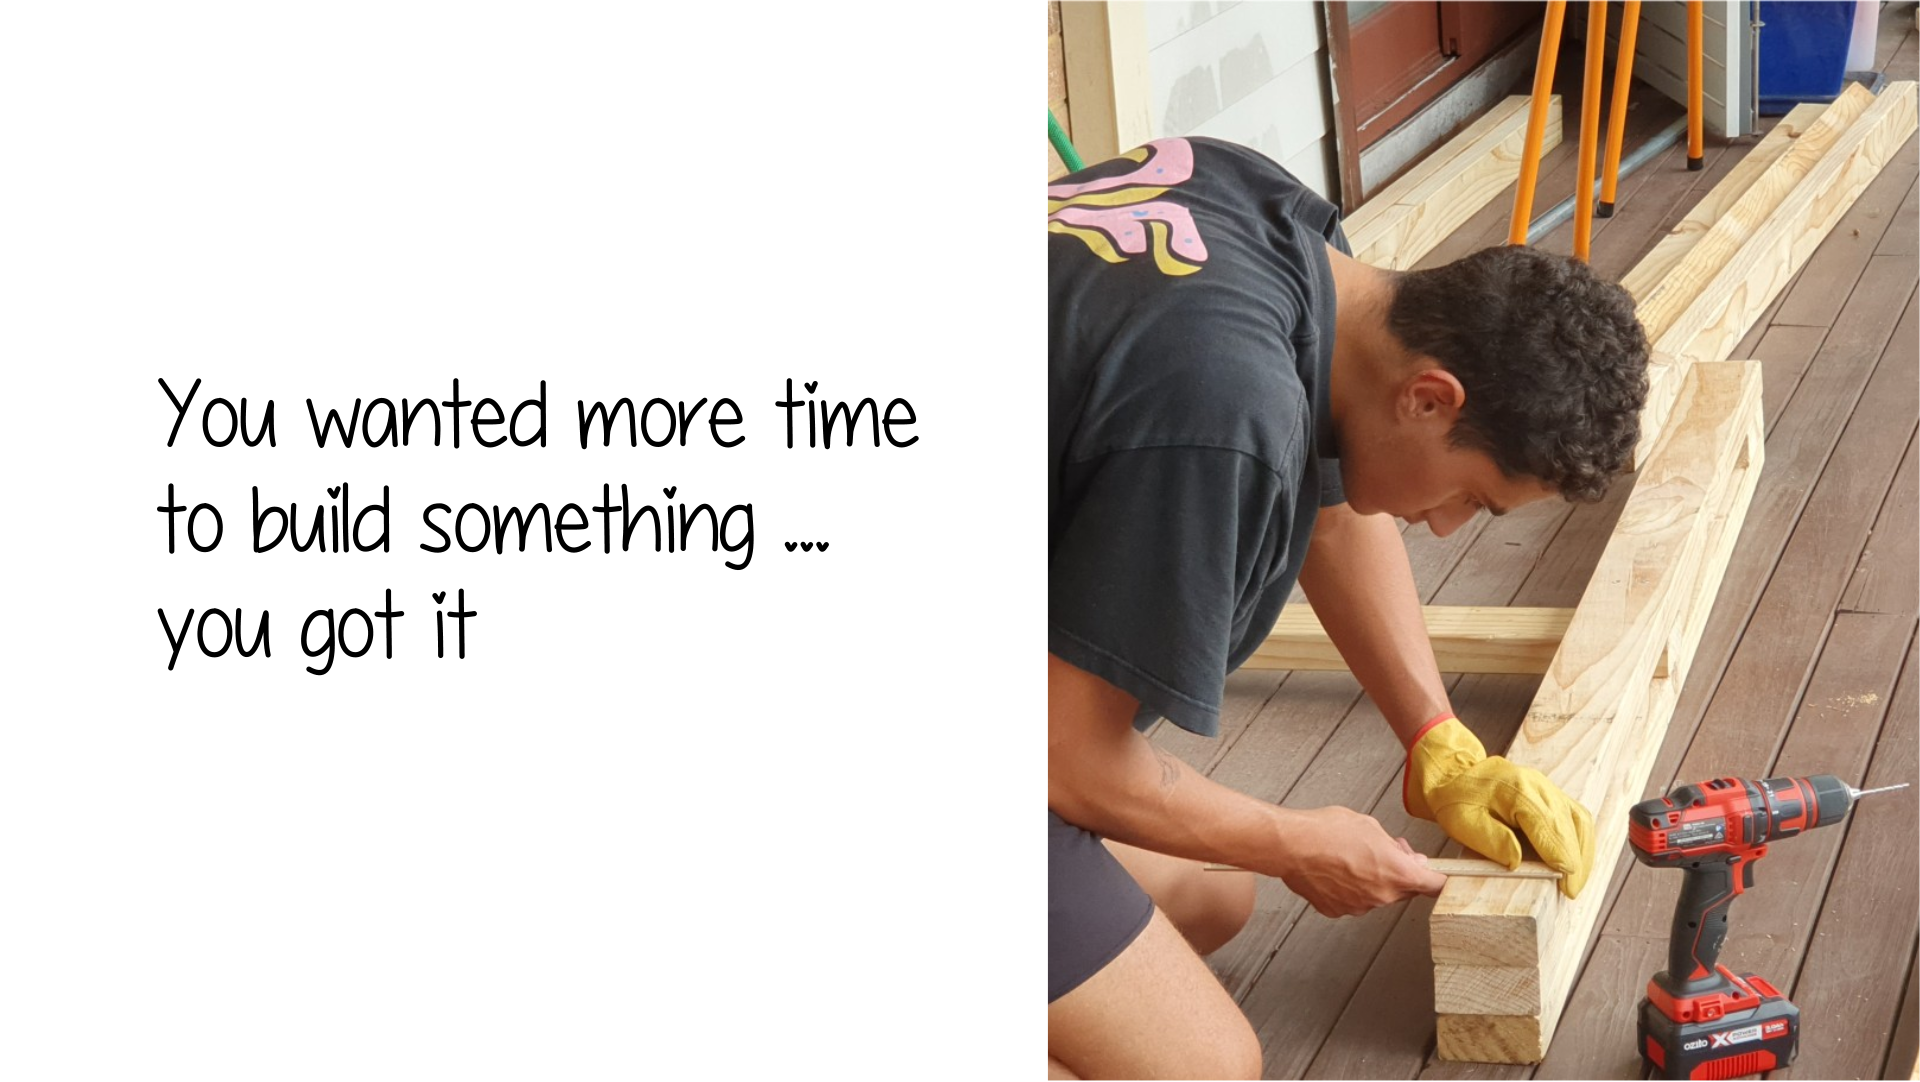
[1152,745,1183,792]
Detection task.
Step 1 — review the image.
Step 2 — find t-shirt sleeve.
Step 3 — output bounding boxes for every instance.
[1049,445,1293,738]
[1318,463,1346,508]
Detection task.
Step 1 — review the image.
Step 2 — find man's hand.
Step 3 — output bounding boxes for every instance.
[1277,806,1447,917]
[1403,715,1595,898]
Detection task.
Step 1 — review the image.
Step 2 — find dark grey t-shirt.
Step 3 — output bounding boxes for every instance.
[1048,136,1348,738]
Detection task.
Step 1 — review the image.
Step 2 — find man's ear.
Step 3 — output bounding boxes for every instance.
[1401,366,1466,423]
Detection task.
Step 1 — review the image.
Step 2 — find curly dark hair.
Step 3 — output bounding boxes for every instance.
[1385,245,1649,502]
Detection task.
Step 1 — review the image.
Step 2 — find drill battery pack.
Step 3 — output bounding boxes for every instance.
[1638,974,1799,1080]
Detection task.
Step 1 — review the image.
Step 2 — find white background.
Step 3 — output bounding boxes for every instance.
[1,4,1034,1077]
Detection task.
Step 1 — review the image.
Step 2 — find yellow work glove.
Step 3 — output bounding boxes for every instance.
[1403,715,1594,899]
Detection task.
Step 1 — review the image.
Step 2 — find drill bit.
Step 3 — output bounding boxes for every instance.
[1850,782,1910,800]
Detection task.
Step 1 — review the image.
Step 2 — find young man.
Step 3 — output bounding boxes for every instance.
[1047,137,1649,1079]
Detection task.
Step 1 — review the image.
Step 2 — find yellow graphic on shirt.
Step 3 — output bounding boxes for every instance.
[1047,139,1208,277]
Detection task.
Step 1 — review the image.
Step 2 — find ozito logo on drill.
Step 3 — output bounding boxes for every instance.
[1629,774,1906,1079]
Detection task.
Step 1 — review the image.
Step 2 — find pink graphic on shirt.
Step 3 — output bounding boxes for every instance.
[1048,139,1208,276]
[1047,137,1196,198]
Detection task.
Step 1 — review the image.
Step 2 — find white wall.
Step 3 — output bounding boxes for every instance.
[1143,2,1337,197]
[1615,0,1746,137]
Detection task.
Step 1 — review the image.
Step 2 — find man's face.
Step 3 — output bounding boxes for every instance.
[1342,435,1560,537]
[1336,367,1560,536]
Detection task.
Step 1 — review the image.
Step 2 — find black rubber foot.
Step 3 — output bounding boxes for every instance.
[1596,201,1615,218]
[1687,156,1704,172]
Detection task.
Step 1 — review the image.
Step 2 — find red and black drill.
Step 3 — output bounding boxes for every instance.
[1628,774,1906,1080]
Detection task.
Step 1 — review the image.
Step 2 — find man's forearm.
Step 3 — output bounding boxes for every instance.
[1297,503,1452,747]
[1048,726,1299,873]
[1047,653,1451,911]
[1047,653,1302,875]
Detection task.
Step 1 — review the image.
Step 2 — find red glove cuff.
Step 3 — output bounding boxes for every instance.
[1410,711,1457,746]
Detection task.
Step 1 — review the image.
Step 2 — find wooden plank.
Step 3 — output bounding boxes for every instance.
[1638,83,1920,465]
[1837,432,1919,617]
[1212,492,1590,1019]
[1432,963,1540,1016]
[1466,275,1920,1070]
[1410,129,1581,270]
[1239,673,1542,1079]
[1637,280,1919,828]
[1302,895,1445,1080]
[1774,637,1920,1079]
[1314,102,1917,1082]
[1342,97,1530,240]
[1615,103,1828,302]
[1430,878,1554,969]
[1750,324,1831,457]
[1532,613,1912,1077]
[1878,0,1916,72]
[1472,364,1762,847]
[1631,86,1875,341]
[1652,267,1918,767]
[1582,136,1727,286]
[1313,484,1655,1077]
[1418,86,1689,270]
[1894,16,1920,83]
[1048,3,1071,179]
[1886,945,1920,1081]
[1432,674,1676,1027]
[1770,140,1919,327]
[1251,606,1573,675]
[1432,362,1765,1057]
[1347,96,1564,271]
[1058,1,1151,163]
[1049,2,1072,179]
[1881,171,1920,258]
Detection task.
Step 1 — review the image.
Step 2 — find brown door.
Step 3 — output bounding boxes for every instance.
[1334,1,1545,152]
[1346,1,1451,148]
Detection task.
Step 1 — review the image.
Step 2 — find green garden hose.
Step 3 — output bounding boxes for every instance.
[1048,109,1084,173]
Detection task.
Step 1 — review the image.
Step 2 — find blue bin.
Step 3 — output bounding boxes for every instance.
[1759,1,1856,114]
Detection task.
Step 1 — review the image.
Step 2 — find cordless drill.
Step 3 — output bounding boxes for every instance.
[1628,774,1906,1080]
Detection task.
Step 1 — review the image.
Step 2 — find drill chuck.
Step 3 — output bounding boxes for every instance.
[1805,773,1854,827]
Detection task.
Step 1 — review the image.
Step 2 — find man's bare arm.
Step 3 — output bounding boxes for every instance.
[1296,502,1452,748]
[1047,652,1444,915]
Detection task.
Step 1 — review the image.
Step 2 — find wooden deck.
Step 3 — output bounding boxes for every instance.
[1149,7,1920,1078]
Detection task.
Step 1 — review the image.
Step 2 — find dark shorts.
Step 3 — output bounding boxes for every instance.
[1048,809,1154,1003]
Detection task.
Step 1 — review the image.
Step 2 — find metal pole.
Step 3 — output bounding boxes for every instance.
[1599,0,1644,217]
[1574,0,1609,261]
[1525,115,1688,240]
[1510,0,1570,245]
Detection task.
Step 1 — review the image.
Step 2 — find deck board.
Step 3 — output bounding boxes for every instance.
[1773,630,1920,1079]
[1771,138,1920,326]
[1886,942,1920,1080]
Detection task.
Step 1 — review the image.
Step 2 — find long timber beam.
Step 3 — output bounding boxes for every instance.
[1635,82,1917,465]
[1630,86,1873,343]
[1345,95,1563,270]
[1431,361,1765,1062]
[1251,606,1574,674]
[1617,101,1828,304]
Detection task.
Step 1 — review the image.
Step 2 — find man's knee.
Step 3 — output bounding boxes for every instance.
[1192,868,1256,954]
[1050,909,1263,1079]
[1105,841,1256,955]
